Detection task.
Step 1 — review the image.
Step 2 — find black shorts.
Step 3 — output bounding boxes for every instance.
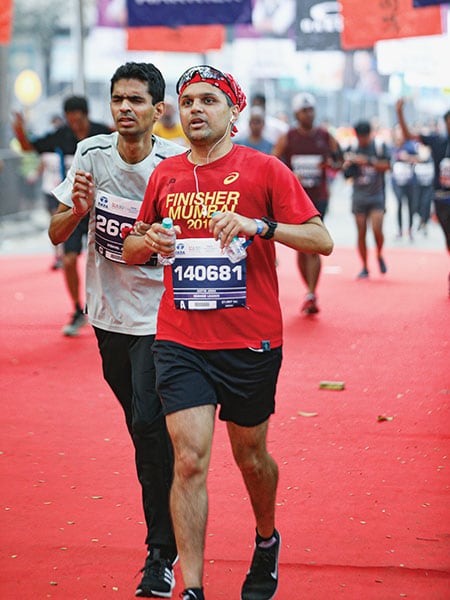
[63,214,89,255]
[352,194,386,215]
[153,341,283,427]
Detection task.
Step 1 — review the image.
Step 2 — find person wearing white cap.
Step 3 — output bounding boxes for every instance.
[273,92,343,315]
[291,92,316,113]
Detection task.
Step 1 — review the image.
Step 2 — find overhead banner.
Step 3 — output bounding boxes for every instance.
[127,25,225,51]
[127,0,252,27]
[413,0,448,5]
[296,0,342,51]
[340,0,443,50]
[234,0,296,40]
[0,0,13,45]
[96,0,226,52]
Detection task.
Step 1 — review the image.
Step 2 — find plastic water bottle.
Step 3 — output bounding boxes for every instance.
[225,236,247,263]
[158,217,176,266]
[212,212,247,263]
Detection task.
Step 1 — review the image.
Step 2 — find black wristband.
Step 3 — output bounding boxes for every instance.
[260,217,278,240]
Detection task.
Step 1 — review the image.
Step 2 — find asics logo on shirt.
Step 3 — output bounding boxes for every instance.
[223,172,239,185]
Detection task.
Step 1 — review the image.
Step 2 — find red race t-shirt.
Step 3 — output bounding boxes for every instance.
[137,144,319,350]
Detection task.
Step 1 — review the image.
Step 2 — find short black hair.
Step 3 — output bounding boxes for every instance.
[251,93,266,108]
[63,96,88,114]
[110,62,166,104]
[444,110,450,121]
[354,121,371,135]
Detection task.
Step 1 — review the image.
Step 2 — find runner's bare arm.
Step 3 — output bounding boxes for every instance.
[49,171,94,245]
[210,212,333,256]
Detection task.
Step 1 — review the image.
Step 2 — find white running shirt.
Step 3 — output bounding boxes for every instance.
[52,132,186,335]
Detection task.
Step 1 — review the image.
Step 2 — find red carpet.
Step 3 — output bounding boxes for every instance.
[1,246,449,599]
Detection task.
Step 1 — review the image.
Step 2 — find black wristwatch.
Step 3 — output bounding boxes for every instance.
[260,217,278,240]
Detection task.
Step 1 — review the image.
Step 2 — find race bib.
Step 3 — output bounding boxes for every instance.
[171,238,247,310]
[392,161,413,186]
[439,157,450,189]
[414,162,434,186]
[356,164,377,186]
[94,190,141,263]
[291,154,322,188]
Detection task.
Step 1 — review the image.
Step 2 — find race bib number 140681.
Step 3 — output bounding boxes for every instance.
[171,238,247,310]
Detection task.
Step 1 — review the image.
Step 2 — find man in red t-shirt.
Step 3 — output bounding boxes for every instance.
[123,66,333,600]
[273,92,342,315]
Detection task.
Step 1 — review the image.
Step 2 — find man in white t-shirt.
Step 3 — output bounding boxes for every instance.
[49,62,185,599]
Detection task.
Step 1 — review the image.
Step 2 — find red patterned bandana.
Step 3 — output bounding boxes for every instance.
[177,65,247,136]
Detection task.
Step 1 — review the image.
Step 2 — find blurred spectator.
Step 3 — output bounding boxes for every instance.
[12,96,111,336]
[236,106,273,154]
[343,120,391,279]
[235,92,288,146]
[38,115,67,269]
[390,125,418,240]
[396,99,450,257]
[272,92,343,315]
[413,143,435,235]
[9,137,41,207]
[153,95,188,146]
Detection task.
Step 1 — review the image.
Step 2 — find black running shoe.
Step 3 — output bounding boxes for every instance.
[378,256,387,274]
[241,530,281,600]
[357,267,369,279]
[180,589,205,600]
[136,548,175,598]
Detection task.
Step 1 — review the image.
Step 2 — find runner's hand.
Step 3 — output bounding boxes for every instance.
[72,171,94,216]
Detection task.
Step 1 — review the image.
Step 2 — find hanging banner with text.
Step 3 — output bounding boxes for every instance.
[127,0,252,27]
[413,0,448,6]
[340,0,443,50]
[296,0,342,51]
[0,0,13,45]
[96,0,226,52]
